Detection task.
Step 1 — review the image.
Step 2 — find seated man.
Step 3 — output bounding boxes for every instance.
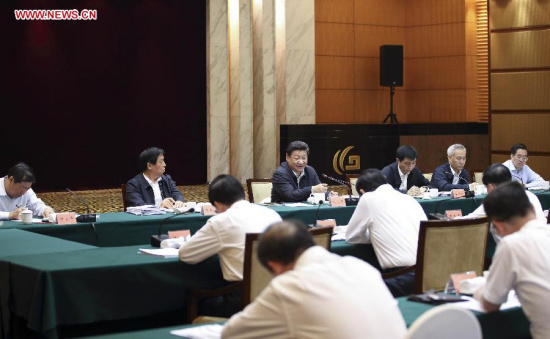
[381,145,430,192]
[179,174,282,317]
[0,163,54,221]
[271,141,327,203]
[222,220,407,339]
[503,143,545,188]
[345,169,427,297]
[126,147,185,208]
[431,143,470,191]
[475,182,550,339]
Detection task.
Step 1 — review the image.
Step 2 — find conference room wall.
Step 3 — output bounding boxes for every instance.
[0,1,207,190]
[489,0,550,183]
[315,0,480,124]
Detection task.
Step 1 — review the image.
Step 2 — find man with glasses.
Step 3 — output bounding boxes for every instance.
[381,145,431,192]
[431,144,470,191]
[0,163,55,220]
[503,143,545,188]
[271,141,327,203]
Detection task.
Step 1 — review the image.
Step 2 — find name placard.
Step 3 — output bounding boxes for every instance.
[450,272,477,294]
[451,189,465,199]
[201,205,217,216]
[316,219,337,228]
[329,196,346,207]
[445,209,463,219]
[168,230,191,239]
[56,212,77,225]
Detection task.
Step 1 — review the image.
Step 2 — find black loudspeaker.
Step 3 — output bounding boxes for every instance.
[380,45,403,87]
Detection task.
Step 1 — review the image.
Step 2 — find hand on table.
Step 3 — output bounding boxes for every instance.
[9,207,24,220]
[161,198,176,209]
[173,200,185,208]
[42,207,54,218]
[312,183,328,193]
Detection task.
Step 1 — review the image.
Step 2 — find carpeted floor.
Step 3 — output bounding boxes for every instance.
[37,185,349,213]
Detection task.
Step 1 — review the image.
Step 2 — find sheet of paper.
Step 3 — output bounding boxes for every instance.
[139,248,179,258]
[11,218,43,223]
[170,324,223,339]
[455,291,521,313]
[284,203,315,207]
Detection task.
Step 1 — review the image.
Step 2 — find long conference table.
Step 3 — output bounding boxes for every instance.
[1,191,548,338]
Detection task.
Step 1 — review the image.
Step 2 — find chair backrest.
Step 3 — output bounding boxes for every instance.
[346,174,359,196]
[406,304,482,339]
[241,227,333,307]
[423,173,433,181]
[246,178,273,203]
[121,184,127,211]
[415,218,489,293]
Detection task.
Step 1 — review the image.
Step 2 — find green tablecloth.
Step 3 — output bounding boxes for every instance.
[81,297,530,339]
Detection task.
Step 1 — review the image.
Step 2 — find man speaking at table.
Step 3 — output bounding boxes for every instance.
[0,163,55,220]
[345,169,427,297]
[179,174,282,317]
[125,147,185,208]
[476,182,550,339]
[431,143,470,191]
[271,141,327,203]
[381,145,431,192]
[222,220,407,339]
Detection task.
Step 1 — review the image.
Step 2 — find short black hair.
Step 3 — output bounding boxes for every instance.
[8,163,35,183]
[139,147,165,171]
[208,174,245,205]
[483,181,533,223]
[396,145,418,161]
[257,220,315,271]
[286,141,310,156]
[510,143,528,156]
[355,169,388,194]
[482,163,512,186]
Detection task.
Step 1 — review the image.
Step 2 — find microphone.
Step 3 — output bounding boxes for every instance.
[443,171,469,185]
[443,171,475,198]
[511,174,525,187]
[309,199,324,228]
[321,174,359,206]
[151,208,195,247]
[66,188,98,222]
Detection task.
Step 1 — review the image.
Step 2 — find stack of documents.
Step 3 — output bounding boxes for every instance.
[126,205,166,216]
[139,248,179,258]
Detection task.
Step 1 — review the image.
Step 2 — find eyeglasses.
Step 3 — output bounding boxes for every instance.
[515,155,528,161]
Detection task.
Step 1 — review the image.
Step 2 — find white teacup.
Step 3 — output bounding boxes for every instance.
[20,209,33,225]
[312,193,326,203]
[429,188,439,198]
[475,185,486,195]
[542,181,550,190]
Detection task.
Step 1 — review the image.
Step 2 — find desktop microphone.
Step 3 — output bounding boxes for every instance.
[66,188,97,222]
[511,174,525,188]
[443,171,474,198]
[309,200,324,228]
[151,208,195,247]
[321,174,359,206]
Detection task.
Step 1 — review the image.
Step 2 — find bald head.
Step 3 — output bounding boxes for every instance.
[257,220,314,271]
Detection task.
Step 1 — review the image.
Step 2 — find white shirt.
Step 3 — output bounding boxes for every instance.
[503,160,545,188]
[0,177,48,221]
[221,246,407,339]
[467,191,547,243]
[143,174,163,207]
[450,166,462,185]
[484,220,550,339]
[345,184,427,269]
[293,170,305,185]
[178,200,282,281]
[398,167,408,191]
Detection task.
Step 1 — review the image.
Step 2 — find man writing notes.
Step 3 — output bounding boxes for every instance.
[381,145,431,192]
[475,182,550,339]
[431,143,470,191]
[503,143,545,188]
[345,169,427,297]
[222,220,407,339]
[271,141,327,203]
[179,174,282,317]
[0,163,54,220]
[125,147,185,208]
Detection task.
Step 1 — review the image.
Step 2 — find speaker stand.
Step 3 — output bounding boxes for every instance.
[383,86,399,124]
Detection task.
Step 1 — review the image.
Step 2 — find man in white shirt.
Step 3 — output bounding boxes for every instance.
[467,164,546,231]
[0,163,54,221]
[503,143,545,188]
[345,169,427,296]
[222,220,407,339]
[179,174,282,317]
[475,182,550,339]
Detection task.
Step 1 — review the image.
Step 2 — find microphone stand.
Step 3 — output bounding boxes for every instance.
[321,174,359,206]
[66,188,99,245]
[151,209,194,247]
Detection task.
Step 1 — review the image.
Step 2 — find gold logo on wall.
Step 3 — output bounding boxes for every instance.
[333,146,360,175]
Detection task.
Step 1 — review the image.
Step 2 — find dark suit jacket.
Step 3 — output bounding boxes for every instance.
[271,162,321,203]
[430,163,470,191]
[381,162,431,192]
[126,173,184,207]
